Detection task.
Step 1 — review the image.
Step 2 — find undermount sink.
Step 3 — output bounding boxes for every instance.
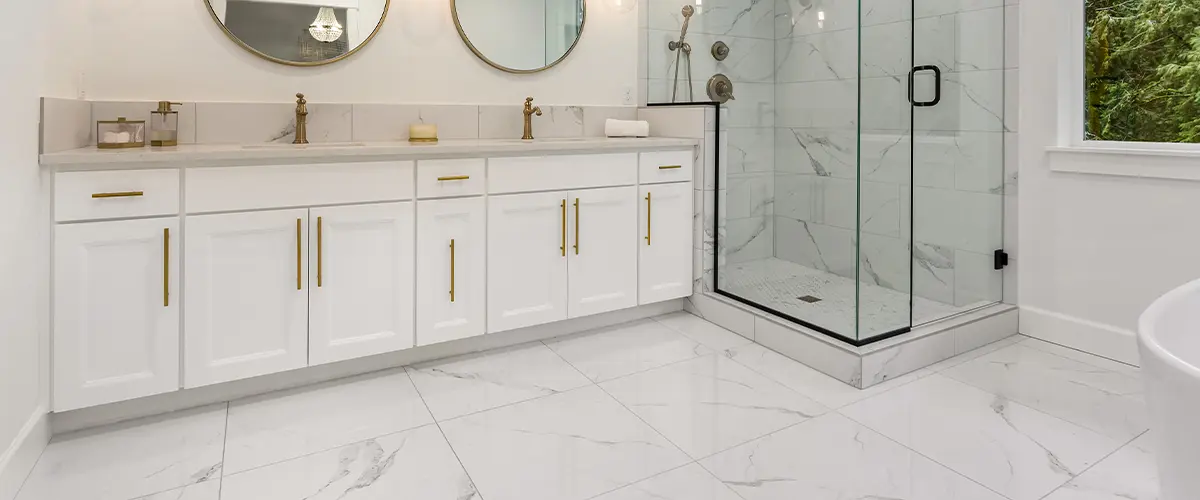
[242,142,366,149]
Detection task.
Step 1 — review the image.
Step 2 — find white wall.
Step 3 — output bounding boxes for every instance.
[1019,1,1200,364]
[0,0,55,497]
[81,0,638,106]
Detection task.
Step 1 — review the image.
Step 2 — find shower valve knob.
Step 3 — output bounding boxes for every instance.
[711,41,730,61]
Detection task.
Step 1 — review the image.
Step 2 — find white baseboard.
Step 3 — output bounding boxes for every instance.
[51,300,683,434]
[1019,306,1140,366]
[0,408,49,500]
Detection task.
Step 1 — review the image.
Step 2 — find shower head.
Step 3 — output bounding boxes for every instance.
[682,5,695,17]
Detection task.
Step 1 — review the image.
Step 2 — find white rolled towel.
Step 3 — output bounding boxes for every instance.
[605,119,650,138]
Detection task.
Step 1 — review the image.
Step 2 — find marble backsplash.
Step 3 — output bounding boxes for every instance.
[40,98,639,154]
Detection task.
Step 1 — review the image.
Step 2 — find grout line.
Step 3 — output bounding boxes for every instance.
[401,368,488,500]
[217,402,229,499]
[1018,336,1141,373]
[1033,430,1148,500]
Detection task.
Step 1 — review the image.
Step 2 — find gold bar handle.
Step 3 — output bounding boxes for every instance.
[645,192,652,246]
[658,165,683,170]
[437,175,470,181]
[296,218,302,290]
[560,199,567,257]
[163,228,170,307]
[317,216,323,287]
[449,239,456,302]
[573,198,580,255]
[92,191,144,198]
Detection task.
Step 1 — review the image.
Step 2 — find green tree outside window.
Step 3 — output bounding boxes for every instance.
[1086,0,1200,142]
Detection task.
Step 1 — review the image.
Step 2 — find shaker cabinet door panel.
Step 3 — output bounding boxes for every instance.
[309,203,415,365]
[53,218,180,411]
[417,197,487,345]
[567,187,639,318]
[639,182,694,304]
[184,209,309,387]
[487,192,569,333]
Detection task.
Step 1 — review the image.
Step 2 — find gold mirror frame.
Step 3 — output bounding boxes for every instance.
[450,0,586,74]
[203,0,391,67]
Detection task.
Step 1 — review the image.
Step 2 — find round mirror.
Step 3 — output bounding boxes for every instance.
[204,0,390,66]
[451,0,586,74]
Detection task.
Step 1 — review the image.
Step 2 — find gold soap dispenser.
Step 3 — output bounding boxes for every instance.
[150,101,182,147]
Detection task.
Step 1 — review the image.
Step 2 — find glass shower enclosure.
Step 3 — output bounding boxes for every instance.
[647,0,1008,345]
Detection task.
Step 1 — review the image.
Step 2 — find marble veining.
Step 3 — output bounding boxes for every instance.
[14,314,1156,500]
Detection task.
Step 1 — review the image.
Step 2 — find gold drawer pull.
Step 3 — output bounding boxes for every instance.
[658,165,682,170]
[560,199,567,257]
[573,198,580,255]
[92,191,144,198]
[437,175,470,181]
[645,192,652,246]
[296,218,303,290]
[163,228,170,307]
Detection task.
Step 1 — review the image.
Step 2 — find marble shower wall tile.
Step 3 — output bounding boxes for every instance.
[195,102,352,144]
[351,104,479,141]
[91,101,198,145]
[41,97,92,153]
[725,215,773,264]
[648,0,775,40]
[478,105,583,139]
[648,31,774,84]
[913,186,1003,255]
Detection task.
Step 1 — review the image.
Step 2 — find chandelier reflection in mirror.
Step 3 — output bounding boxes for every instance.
[205,0,390,67]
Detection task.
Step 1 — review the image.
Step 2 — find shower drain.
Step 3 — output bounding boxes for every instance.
[798,295,823,303]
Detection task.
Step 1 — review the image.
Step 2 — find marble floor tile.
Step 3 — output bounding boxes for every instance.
[943,343,1149,440]
[591,464,742,500]
[1020,337,1143,378]
[17,405,227,500]
[406,343,592,421]
[222,369,433,475]
[841,375,1123,500]
[133,480,221,500]
[653,311,754,350]
[1043,433,1159,500]
[723,343,931,408]
[545,320,712,382]
[438,385,690,500]
[600,355,827,458]
[220,424,478,500]
[700,413,1007,500]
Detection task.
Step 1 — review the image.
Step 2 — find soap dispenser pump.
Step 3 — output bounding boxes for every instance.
[150,101,182,147]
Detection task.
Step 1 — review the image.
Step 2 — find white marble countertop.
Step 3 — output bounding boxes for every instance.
[41,137,699,169]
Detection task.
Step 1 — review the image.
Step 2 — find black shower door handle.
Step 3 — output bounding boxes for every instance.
[908,65,942,107]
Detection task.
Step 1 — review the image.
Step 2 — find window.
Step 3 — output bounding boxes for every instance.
[1084,1,1200,143]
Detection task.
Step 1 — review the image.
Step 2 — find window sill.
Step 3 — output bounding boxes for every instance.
[1046,146,1200,182]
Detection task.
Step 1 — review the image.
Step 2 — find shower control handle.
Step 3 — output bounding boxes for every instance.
[908,65,942,107]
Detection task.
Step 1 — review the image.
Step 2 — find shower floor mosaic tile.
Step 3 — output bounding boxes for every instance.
[14,314,1154,500]
[720,257,985,338]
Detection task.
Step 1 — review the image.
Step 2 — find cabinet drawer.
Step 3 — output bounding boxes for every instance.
[186,161,414,213]
[56,169,180,222]
[639,150,694,184]
[417,159,485,198]
[489,153,637,194]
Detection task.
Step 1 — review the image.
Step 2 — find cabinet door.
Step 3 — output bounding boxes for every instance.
[639,182,694,304]
[185,209,309,387]
[567,186,638,318]
[309,203,415,365]
[54,218,180,410]
[417,197,486,345]
[487,192,569,333]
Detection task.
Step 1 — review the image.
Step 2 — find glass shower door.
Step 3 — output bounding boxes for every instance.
[907,0,1007,329]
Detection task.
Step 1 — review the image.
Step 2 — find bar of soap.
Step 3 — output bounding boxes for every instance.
[409,123,438,142]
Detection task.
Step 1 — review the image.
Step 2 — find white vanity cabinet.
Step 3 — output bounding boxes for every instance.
[46,141,696,410]
[53,218,180,411]
[417,197,487,345]
[309,203,415,365]
[638,182,694,304]
[184,209,311,387]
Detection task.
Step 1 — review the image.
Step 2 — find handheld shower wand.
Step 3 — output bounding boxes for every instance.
[668,5,695,102]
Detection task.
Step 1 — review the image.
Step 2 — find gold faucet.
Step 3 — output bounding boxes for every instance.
[522,97,542,140]
[294,93,309,145]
